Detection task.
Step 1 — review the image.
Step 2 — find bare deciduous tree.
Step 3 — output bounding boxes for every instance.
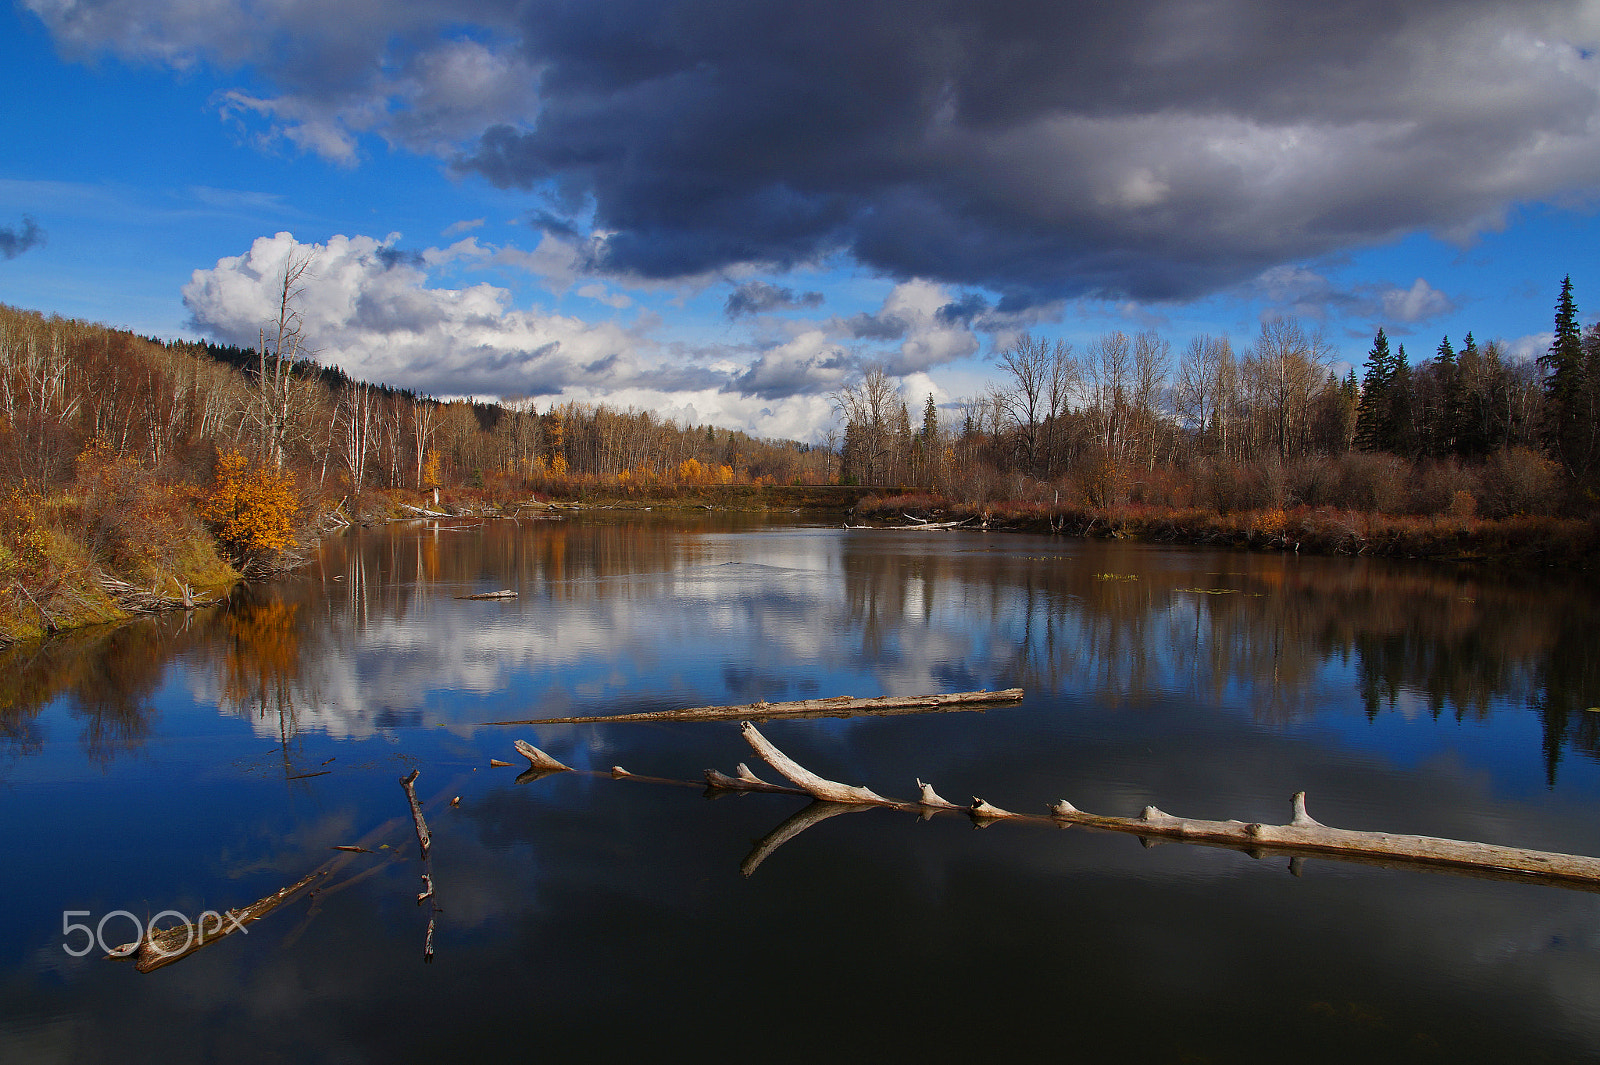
[831,366,898,484]
[252,243,318,471]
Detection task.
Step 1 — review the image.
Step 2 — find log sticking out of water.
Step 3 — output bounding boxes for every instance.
[124,868,328,973]
[514,739,571,772]
[724,722,1600,887]
[400,769,432,858]
[456,588,517,600]
[400,769,444,963]
[492,688,1024,726]
[738,722,889,804]
[702,762,807,795]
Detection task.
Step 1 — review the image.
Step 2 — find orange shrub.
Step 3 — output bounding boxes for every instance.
[197,449,299,561]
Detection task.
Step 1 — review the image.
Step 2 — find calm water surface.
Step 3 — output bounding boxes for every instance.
[4,515,1600,1063]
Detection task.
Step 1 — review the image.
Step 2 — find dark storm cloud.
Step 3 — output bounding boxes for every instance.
[372,245,426,270]
[40,0,1600,308]
[524,209,587,242]
[936,293,991,325]
[723,281,824,319]
[843,312,907,341]
[451,0,1600,305]
[0,216,45,260]
[726,344,853,399]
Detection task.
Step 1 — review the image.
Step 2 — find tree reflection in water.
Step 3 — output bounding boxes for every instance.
[220,592,307,753]
[835,537,1600,781]
[0,523,1596,783]
[0,614,187,764]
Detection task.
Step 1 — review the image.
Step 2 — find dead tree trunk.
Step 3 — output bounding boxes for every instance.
[495,688,1024,726]
[720,722,1600,888]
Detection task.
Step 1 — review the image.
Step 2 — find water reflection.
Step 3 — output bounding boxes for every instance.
[1,519,1596,782]
[0,616,186,764]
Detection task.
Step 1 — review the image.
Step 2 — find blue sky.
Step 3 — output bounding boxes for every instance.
[2,0,1598,440]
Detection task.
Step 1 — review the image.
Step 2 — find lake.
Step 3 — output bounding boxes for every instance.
[4,515,1600,1063]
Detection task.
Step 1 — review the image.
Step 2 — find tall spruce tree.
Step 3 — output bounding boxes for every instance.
[1389,344,1416,456]
[1430,336,1459,457]
[1355,328,1394,451]
[1456,332,1490,457]
[919,394,939,485]
[1539,275,1599,480]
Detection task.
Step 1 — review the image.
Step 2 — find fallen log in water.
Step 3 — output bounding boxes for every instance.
[456,588,517,600]
[400,769,432,858]
[846,516,977,530]
[712,722,1600,888]
[122,867,328,973]
[514,739,571,772]
[490,688,1024,726]
[400,769,443,962]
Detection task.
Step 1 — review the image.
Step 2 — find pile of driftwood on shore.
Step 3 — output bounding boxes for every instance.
[94,572,218,615]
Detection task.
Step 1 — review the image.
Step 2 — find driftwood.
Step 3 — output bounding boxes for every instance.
[710,722,1600,888]
[846,517,974,530]
[120,867,328,973]
[455,588,517,600]
[514,739,571,772]
[492,689,1024,726]
[95,572,216,613]
[399,769,442,962]
[397,502,450,518]
[400,769,432,857]
[901,515,974,529]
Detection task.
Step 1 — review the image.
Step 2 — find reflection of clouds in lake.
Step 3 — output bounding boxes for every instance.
[173,524,1599,788]
[197,543,1029,741]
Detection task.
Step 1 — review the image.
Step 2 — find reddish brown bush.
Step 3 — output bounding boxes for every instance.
[1479,447,1560,518]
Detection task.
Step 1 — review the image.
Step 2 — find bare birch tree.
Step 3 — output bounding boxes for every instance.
[253,243,318,471]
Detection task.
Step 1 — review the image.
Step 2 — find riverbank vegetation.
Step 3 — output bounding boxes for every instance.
[3,272,1598,641]
[838,278,1600,563]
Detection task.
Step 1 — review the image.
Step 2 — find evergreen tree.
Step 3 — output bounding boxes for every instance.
[1539,275,1599,480]
[894,401,913,483]
[1355,328,1394,451]
[1389,344,1416,457]
[1430,336,1459,457]
[920,394,940,486]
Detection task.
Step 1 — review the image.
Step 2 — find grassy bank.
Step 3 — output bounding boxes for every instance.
[1,465,239,646]
[9,472,1590,649]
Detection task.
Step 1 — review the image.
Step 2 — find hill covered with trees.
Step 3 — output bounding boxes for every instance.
[3,274,1598,642]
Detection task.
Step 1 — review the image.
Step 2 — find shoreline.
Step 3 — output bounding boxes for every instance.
[7,487,1592,649]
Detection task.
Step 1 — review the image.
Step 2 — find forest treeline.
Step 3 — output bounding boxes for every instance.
[837,277,1600,525]
[0,287,828,642]
[3,270,1599,641]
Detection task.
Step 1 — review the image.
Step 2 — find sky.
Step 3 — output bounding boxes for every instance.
[2,0,1599,441]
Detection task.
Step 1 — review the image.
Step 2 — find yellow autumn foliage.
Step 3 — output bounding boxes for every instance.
[197,449,299,559]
